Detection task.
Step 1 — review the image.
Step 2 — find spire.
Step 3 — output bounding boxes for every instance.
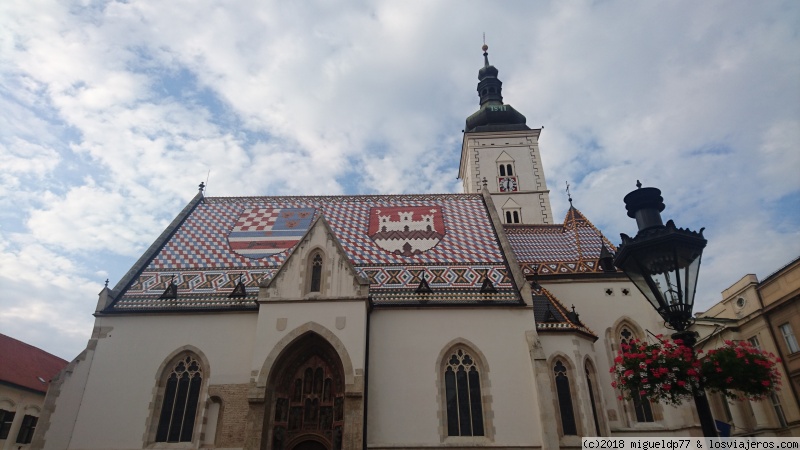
[465,43,528,133]
[477,44,502,106]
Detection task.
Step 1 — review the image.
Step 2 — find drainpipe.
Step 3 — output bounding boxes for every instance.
[362,297,373,449]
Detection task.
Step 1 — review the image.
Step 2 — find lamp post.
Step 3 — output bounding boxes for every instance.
[613,182,718,437]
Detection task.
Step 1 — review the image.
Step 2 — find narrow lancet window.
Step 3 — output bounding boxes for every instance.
[310,253,322,292]
[554,360,577,435]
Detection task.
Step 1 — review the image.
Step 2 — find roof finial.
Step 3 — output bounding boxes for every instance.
[566,181,573,207]
[636,180,642,189]
[104,279,109,288]
[482,34,490,67]
[199,182,205,193]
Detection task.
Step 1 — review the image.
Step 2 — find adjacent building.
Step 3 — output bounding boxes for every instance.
[693,256,800,437]
[0,334,68,450]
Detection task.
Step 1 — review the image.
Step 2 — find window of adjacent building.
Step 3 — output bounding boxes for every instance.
[504,209,520,224]
[771,393,788,428]
[554,360,577,435]
[619,327,655,423]
[15,415,37,444]
[444,348,484,436]
[310,253,323,293]
[156,355,203,443]
[0,409,14,440]
[747,335,761,351]
[780,323,799,353]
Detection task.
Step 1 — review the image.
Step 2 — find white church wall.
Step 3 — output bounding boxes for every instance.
[543,280,699,435]
[63,312,257,449]
[366,307,542,448]
[252,301,368,384]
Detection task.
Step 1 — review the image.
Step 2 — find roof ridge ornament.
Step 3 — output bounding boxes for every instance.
[415,272,433,294]
[566,181,573,208]
[159,275,178,300]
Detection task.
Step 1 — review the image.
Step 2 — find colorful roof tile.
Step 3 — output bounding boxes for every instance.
[0,333,68,394]
[109,194,517,311]
[504,207,617,276]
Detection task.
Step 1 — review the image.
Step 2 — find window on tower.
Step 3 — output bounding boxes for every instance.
[504,209,521,224]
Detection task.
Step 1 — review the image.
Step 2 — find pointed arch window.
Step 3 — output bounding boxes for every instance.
[554,360,577,435]
[444,349,484,436]
[619,327,654,423]
[156,355,203,442]
[586,363,602,435]
[310,253,323,293]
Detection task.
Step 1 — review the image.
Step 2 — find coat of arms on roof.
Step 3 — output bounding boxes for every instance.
[227,207,315,259]
[368,206,445,257]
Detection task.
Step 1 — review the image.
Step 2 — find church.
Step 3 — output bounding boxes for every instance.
[33,47,699,450]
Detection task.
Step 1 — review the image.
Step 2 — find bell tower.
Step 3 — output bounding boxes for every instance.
[458,44,553,225]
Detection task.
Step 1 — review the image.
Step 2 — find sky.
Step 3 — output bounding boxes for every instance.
[1,0,798,361]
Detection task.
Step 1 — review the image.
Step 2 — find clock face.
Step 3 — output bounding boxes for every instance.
[498,176,518,192]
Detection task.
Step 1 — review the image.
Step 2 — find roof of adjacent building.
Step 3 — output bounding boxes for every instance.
[0,334,68,394]
[504,206,617,277]
[107,193,520,311]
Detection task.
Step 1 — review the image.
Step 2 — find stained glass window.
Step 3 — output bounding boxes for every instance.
[444,349,484,436]
[156,355,203,442]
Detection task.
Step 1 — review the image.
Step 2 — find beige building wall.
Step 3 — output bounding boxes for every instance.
[0,385,44,450]
[694,266,800,437]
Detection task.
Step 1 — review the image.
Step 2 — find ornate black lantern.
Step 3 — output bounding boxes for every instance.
[613,184,707,331]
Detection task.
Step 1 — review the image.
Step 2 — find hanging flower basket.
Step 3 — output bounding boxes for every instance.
[610,336,701,406]
[701,340,782,401]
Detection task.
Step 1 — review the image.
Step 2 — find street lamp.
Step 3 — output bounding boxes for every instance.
[613,182,718,437]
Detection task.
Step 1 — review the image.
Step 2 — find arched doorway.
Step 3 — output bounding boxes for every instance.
[267,333,344,450]
[291,439,329,450]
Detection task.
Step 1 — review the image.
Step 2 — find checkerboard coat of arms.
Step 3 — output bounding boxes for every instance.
[368,206,446,256]
[228,207,315,259]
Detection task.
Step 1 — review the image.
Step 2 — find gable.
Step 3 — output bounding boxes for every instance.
[261,216,369,300]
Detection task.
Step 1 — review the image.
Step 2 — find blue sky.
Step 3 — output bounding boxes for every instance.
[1,0,799,360]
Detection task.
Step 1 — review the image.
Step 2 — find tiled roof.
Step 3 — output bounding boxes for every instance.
[0,334,68,394]
[109,194,516,311]
[532,288,597,339]
[504,207,617,276]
